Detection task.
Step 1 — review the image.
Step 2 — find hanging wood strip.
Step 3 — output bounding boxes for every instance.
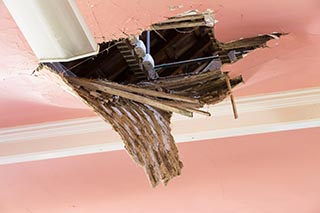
[57,70,242,186]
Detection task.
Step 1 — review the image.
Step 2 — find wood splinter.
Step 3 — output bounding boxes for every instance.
[224,72,239,119]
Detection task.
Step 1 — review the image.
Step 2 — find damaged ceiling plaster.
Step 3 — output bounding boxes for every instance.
[41,10,282,187]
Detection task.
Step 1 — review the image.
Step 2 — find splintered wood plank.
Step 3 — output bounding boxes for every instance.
[152,22,208,30]
[157,14,207,24]
[67,77,194,117]
[90,79,199,104]
[150,70,222,88]
[220,33,282,50]
[164,101,211,117]
[152,10,214,30]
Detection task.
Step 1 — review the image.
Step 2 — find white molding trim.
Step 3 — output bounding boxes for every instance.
[0,119,319,165]
[1,87,320,164]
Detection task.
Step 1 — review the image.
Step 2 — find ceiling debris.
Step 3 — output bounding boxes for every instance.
[42,10,282,187]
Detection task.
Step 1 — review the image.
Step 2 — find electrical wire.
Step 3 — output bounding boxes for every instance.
[66,41,121,71]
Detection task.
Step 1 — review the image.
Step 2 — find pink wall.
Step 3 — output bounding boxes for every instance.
[1,127,320,213]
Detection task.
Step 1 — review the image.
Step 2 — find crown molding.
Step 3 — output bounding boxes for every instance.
[1,87,320,164]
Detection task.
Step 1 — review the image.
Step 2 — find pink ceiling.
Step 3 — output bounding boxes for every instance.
[1,2,319,212]
[0,0,320,127]
[0,127,320,212]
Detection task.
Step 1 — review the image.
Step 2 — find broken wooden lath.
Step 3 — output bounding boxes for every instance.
[58,69,242,186]
[152,9,215,30]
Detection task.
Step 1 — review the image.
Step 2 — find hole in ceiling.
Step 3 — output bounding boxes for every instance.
[43,10,283,187]
[46,10,280,85]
